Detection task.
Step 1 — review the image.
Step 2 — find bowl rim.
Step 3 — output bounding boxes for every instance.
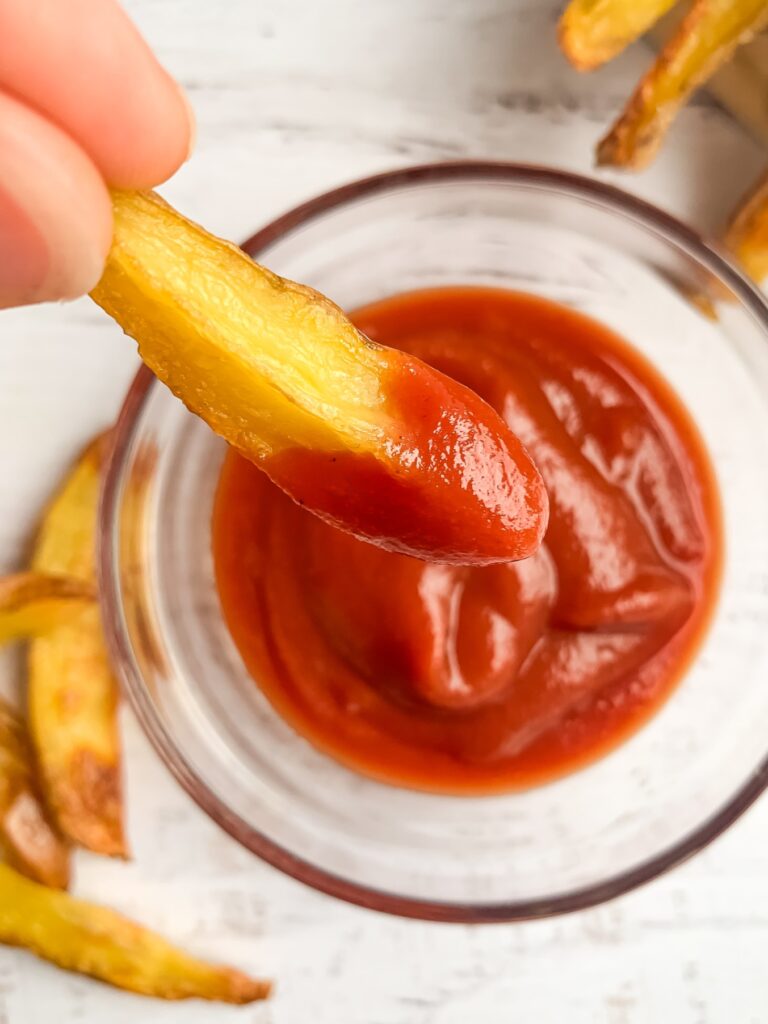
[99,160,768,923]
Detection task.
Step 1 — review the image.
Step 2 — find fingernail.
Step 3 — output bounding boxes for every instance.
[0,185,50,308]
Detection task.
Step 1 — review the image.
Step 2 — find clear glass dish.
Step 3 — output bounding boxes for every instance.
[99,163,768,922]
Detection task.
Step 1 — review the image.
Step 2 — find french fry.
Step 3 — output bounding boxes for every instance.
[89,191,402,464]
[28,610,124,857]
[597,0,768,169]
[647,19,768,145]
[0,700,70,889]
[0,863,271,1002]
[28,434,127,857]
[30,433,111,582]
[0,572,95,644]
[90,190,547,565]
[725,169,768,283]
[559,0,678,71]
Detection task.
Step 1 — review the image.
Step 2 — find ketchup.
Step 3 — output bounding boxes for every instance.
[213,288,721,792]
[266,347,548,565]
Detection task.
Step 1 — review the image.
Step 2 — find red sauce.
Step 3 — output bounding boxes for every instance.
[213,288,722,793]
[267,350,548,565]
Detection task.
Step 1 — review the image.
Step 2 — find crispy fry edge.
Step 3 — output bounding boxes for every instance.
[559,0,678,71]
[28,432,128,858]
[0,863,272,1002]
[597,0,768,169]
[725,168,768,283]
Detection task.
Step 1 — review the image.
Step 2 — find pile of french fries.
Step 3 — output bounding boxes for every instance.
[559,0,768,285]
[0,435,270,1003]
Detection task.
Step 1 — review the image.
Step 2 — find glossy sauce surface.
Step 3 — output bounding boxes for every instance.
[266,347,548,564]
[213,288,721,792]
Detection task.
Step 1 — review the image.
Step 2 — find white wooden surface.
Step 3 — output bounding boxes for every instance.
[1,2,767,1021]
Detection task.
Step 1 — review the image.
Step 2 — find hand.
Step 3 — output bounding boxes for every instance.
[0,0,194,309]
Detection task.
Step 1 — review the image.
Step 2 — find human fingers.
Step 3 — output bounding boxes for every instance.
[0,0,194,189]
[0,90,111,308]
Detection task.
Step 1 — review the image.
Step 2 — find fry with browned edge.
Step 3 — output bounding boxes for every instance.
[28,433,127,857]
[0,572,95,643]
[725,169,768,284]
[0,863,271,1002]
[90,190,548,566]
[597,0,768,169]
[0,700,70,889]
[559,0,678,71]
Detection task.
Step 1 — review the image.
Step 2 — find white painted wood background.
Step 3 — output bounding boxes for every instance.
[1,2,767,1021]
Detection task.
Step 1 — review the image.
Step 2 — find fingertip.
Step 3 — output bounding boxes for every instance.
[114,73,196,188]
[0,0,196,190]
[0,92,111,309]
[101,69,195,189]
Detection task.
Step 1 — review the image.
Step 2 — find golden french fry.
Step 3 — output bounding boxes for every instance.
[725,169,768,283]
[28,434,127,858]
[0,572,95,644]
[0,863,271,1002]
[90,191,393,463]
[90,190,547,566]
[31,433,111,582]
[647,19,768,145]
[0,700,70,890]
[29,610,124,857]
[597,0,768,169]
[559,0,678,70]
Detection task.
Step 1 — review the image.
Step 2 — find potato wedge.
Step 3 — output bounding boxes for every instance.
[647,20,768,145]
[597,0,768,169]
[28,434,127,857]
[29,610,124,857]
[91,191,394,460]
[0,572,95,643]
[0,863,271,1002]
[31,433,111,582]
[559,0,678,70]
[725,169,768,283]
[90,190,547,565]
[0,699,70,889]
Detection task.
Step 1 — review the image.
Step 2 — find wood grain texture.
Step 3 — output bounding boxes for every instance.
[0,1,767,1021]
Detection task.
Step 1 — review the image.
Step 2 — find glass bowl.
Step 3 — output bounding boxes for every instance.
[99,163,768,922]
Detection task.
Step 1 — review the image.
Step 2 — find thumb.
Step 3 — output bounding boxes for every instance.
[0,90,111,310]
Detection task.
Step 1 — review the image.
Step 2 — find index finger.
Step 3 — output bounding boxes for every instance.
[0,0,193,189]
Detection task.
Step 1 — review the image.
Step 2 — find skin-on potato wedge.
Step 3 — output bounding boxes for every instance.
[28,434,127,858]
[725,169,768,283]
[0,863,271,1002]
[29,610,124,857]
[559,0,678,71]
[646,18,768,145]
[0,572,95,644]
[31,433,111,582]
[0,699,70,890]
[597,0,768,169]
[90,191,548,565]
